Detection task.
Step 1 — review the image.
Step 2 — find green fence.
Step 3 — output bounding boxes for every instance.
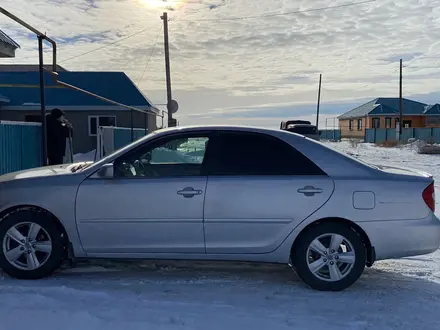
[97,126,149,159]
[113,127,148,150]
[0,121,43,175]
[365,128,440,144]
[319,129,341,141]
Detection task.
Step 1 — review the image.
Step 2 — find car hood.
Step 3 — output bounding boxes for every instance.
[0,162,93,183]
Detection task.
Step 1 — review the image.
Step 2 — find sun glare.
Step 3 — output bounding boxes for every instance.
[140,0,184,9]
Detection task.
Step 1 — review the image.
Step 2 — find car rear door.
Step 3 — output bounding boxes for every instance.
[203,131,334,254]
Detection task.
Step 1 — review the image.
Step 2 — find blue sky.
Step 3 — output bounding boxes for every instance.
[1,0,439,128]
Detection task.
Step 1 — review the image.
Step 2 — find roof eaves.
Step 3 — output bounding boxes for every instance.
[0,30,20,49]
[150,105,160,114]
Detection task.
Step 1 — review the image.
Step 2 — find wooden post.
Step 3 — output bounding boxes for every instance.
[38,36,47,165]
[316,74,322,129]
[161,12,174,127]
[399,59,403,141]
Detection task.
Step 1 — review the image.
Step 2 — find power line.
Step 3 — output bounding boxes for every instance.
[172,0,376,22]
[137,25,163,85]
[60,22,160,63]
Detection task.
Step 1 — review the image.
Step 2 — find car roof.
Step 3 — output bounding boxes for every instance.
[157,124,283,133]
[83,124,380,179]
[153,124,306,139]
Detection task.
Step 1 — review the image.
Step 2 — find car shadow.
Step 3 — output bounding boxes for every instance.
[1,259,439,293]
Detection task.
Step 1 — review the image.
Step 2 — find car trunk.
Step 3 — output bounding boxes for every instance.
[374,164,433,179]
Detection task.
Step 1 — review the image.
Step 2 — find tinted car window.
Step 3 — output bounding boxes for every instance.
[210,132,325,176]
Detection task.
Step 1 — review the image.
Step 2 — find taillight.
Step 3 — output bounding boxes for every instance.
[422,182,435,212]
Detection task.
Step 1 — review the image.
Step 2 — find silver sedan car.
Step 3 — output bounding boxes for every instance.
[0,125,439,291]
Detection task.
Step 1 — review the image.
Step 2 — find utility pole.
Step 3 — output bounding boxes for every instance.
[38,36,48,165]
[399,59,403,140]
[160,12,175,127]
[316,74,322,129]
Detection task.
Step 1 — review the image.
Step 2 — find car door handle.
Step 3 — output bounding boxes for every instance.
[297,186,323,196]
[177,187,203,198]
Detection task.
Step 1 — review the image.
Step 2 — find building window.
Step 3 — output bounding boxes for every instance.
[427,116,440,126]
[88,116,116,136]
[403,120,412,128]
[357,119,362,130]
[25,115,42,123]
[385,117,392,128]
[372,118,380,128]
[349,120,353,131]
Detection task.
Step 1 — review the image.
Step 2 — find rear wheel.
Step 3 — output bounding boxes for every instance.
[292,222,366,291]
[0,209,65,279]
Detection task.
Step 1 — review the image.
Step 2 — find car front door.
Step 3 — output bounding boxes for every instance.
[75,132,213,254]
[203,131,334,254]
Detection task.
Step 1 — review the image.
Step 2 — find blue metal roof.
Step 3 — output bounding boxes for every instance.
[424,104,440,115]
[0,30,20,49]
[0,71,157,111]
[338,97,431,119]
[338,98,379,119]
[369,104,398,115]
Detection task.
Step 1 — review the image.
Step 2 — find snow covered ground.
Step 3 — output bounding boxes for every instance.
[2,141,440,330]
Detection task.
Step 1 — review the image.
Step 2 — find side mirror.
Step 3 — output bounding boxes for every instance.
[94,163,114,179]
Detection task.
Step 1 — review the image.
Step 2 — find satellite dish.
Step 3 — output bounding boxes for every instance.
[167,99,179,114]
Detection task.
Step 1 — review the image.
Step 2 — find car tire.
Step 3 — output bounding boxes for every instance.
[292,222,366,291]
[0,209,65,279]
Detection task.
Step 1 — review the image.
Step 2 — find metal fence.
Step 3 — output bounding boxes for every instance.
[319,129,341,141]
[0,121,43,175]
[365,128,440,144]
[96,126,148,159]
[0,122,151,175]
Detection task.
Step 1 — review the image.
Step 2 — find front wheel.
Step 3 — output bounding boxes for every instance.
[0,209,65,279]
[292,222,366,291]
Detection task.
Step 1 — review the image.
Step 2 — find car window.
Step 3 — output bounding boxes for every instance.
[114,135,210,178]
[210,132,325,176]
[148,137,208,164]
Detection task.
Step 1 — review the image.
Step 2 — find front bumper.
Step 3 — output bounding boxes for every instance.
[360,213,440,261]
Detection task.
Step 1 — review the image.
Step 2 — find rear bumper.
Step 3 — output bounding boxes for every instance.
[360,213,440,261]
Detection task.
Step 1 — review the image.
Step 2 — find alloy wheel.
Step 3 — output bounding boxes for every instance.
[306,233,356,282]
[2,222,53,271]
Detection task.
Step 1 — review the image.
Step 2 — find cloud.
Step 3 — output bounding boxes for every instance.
[380,52,424,63]
[183,113,339,130]
[0,0,439,127]
[180,97,364,121]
